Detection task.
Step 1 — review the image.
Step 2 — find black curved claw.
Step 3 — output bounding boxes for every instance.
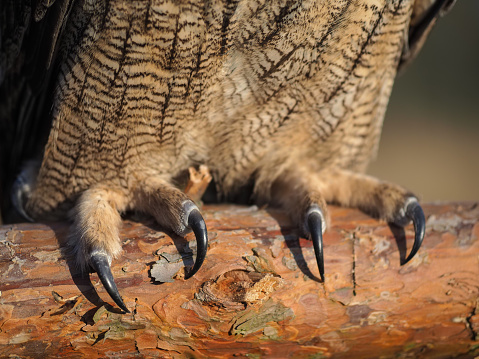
[184,208,208,279]
[90,252,130,313]
[307,210,325,282]
[403,200,426,264]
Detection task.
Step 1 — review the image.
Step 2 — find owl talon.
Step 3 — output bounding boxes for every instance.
[90,251,130,313]
[184,207,208,279]
[403,200,425,263]
[307,207,325,282]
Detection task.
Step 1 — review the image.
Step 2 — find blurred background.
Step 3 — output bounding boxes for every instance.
[368,1,479,202]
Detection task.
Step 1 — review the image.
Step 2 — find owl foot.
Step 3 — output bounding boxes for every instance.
[301,198,424,281]
[133,178,209,279]
[87,201,207,312]
[265,167,426,280]
[69,180,208,312]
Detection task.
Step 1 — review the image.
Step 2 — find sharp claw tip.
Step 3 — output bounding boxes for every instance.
[183,266,196,280]
[121,306,131,313]
[307,209,325,282]
[90,252,129,313]
[403,199,426,264]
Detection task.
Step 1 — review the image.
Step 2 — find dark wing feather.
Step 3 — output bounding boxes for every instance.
[399,0,456,71]
[0,0,75,223]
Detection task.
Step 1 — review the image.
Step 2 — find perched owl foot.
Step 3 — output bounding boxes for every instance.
[303,198,425,280]
[266,167,426,280]
[69,181,208,312]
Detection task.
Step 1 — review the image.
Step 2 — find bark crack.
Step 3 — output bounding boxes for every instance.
[352,231,357,296]
[465,300,479,341]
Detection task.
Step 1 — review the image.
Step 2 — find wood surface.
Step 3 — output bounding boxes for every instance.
[0,202,478,358]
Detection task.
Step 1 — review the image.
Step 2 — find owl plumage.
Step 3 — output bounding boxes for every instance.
[0,0,454,311]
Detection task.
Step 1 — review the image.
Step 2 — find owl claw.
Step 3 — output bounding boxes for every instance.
[90,252,130,313]
[403,200,426,263]
[307,208,325,282]
[184,208,208,279]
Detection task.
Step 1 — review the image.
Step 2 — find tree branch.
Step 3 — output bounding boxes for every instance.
[0,203,478,358]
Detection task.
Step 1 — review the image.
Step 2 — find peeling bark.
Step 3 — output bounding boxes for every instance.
[0,203,478,358]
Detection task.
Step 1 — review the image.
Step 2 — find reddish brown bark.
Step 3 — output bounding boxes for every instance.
[0,203,478,358]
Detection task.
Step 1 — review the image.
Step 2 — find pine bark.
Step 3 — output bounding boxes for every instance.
[0,203,478,358]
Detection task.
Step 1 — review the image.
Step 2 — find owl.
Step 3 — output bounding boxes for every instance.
[0,0,455,312]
